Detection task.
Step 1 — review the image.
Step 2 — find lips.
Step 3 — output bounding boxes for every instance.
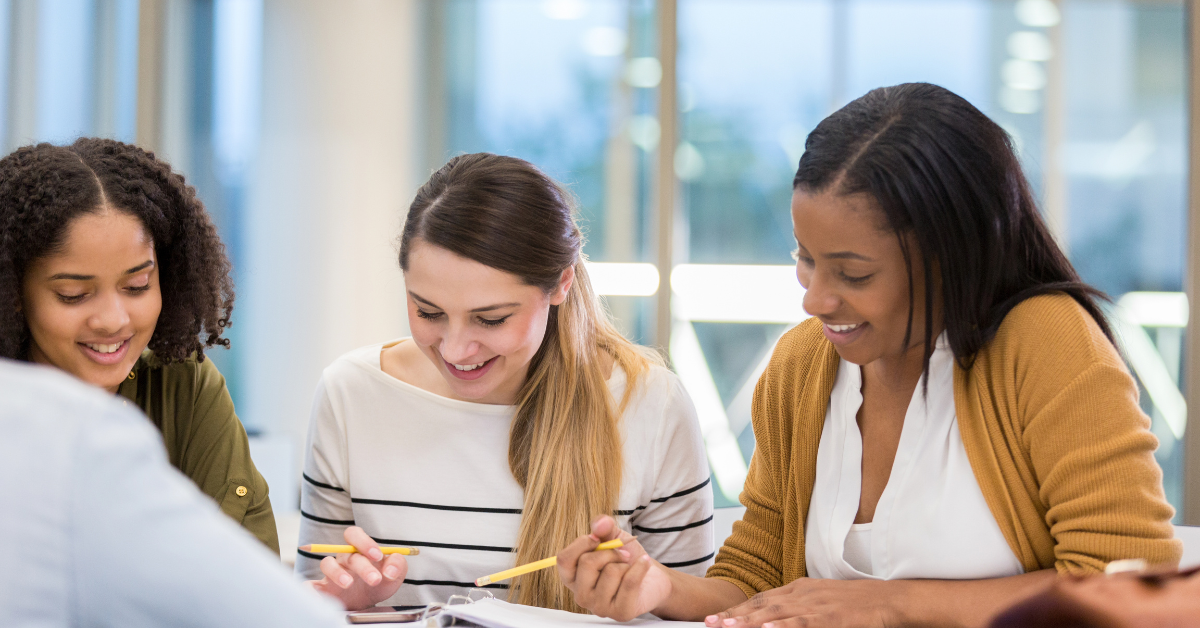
[78,338,131,366]
[821,321,868,346]
[444,356,498,381]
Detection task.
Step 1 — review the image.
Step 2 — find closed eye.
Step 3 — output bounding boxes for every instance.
[416,309,444,321]
[479,315,511,327]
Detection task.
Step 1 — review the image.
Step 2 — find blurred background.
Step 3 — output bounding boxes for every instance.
[4,0,1196,548]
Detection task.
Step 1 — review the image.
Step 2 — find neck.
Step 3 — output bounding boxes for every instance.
[863,329,942,392]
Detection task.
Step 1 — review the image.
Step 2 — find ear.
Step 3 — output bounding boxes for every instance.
[549,266,574,306]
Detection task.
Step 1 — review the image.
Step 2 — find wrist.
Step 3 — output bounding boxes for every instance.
[648,561,677,617]
[884,580,958,628]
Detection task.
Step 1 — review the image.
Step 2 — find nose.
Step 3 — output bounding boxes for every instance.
[88,290,131,335]
[801,269,840,319]
[439,322,482,364]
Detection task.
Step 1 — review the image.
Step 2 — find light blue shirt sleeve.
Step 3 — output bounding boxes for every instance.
[0,360,345,628]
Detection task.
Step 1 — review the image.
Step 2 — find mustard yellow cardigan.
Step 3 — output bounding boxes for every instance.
[707,294,1181,597]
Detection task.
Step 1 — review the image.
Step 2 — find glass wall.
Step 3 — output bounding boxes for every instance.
[431,0,662,345]
[6,0,1190,518]
[436,0,1190,516]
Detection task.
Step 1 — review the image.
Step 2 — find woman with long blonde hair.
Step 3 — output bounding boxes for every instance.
[295,153,714,612]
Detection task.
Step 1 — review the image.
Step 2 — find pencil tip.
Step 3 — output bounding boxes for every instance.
[475,578,489,587]
[298,545,311,551]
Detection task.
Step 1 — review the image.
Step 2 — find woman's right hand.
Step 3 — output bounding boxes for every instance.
[310,526,409,610]
[557,515,673,620]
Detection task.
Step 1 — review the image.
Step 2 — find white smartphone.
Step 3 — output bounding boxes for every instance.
[345,604,440,624]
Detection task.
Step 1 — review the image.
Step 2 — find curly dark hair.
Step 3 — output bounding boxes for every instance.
[0,137,234,362]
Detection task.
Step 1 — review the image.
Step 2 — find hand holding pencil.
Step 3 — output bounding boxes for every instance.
[308,525,410,612]
[556,515,673,622]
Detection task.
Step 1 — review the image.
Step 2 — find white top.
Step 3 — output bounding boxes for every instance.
[805,334,1025,580]
[296,341,715,608]
[0,359,343,628]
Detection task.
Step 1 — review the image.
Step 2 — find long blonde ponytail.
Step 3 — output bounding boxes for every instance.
[507,261,654,611]
[398,153,659,611]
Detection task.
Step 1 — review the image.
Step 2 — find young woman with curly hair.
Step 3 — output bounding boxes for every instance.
[0,137,278,552]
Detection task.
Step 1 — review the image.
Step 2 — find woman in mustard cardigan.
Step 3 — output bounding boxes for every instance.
[555,83,1182,627]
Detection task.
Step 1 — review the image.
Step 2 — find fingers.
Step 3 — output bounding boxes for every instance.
[762,616,816,628]
[609,555,653,620]
[557,532,603,587]
[380,554,408,581]
[347,552,383,586]
[708,590,788,627]
[589,515,621,541]
[319,556,355,589]
[343,526,384,561]
[574,544,629,597]
[592,561,631,608]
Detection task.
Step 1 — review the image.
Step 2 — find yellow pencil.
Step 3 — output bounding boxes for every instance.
[299,544,420,556]
[475,538,626,586]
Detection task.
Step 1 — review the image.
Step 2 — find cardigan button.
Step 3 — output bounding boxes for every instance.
[236,486,248,497]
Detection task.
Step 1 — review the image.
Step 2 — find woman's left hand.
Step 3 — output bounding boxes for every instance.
[704,578,906,628]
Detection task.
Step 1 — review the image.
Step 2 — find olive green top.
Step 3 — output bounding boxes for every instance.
[117,351,279,554]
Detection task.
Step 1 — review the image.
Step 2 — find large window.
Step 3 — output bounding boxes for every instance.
[434,0,1191,517]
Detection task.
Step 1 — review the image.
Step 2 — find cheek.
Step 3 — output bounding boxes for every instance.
[406,304,440,345]
[487,309,551,359]
[134,290,164,331]
[23,295,80,347]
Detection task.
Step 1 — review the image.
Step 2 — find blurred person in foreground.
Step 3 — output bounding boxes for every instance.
[0,138,277,551]
[557,83,1181,627]
[990,565,1200,627]
[0,357,343,628]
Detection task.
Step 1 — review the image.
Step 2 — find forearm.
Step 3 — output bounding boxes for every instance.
[653,568,749,621]
[894,569,1056,628]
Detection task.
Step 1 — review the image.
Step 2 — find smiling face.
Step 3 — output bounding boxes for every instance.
[21,209,162,392]
[791,188,940,367]
[403,239,572,405]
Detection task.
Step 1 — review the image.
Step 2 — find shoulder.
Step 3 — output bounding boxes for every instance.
[1,359,119,427]
[758,317,839,404]
[318,342,391,389]
[767,317,834,374]
[984,293,1122,374]
[0,358,161,461]
[132,350,225,389]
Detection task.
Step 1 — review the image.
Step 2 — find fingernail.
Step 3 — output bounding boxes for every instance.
[339,574,353,587]
[369,549,383,561]
[705,616,718,625]
[640,554,650,562]
[366,571,381,585]
[384,566,400,579]
[617,549,631,560]
[764,623,773,628]
[723,619,737,627]
[588,534,600,542]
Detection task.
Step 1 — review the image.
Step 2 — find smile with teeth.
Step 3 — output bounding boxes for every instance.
[452,359,491,371]
[85,341,125,354]
[826,323,862,333]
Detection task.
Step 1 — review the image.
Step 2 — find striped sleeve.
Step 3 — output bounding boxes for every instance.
[295,376,355,578]
[630,374,715,576]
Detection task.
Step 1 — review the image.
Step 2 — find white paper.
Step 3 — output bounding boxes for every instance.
[439,598,705,628]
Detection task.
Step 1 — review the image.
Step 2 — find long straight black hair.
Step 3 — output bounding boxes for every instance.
[794,83,1112,374]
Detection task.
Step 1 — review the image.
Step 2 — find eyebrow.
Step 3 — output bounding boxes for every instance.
[409,292,520,313]
[824,251,874,262]
[793,239,875,263]
[48,260,155,281]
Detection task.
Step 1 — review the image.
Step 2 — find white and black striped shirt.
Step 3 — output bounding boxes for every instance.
[296,341,715,609]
